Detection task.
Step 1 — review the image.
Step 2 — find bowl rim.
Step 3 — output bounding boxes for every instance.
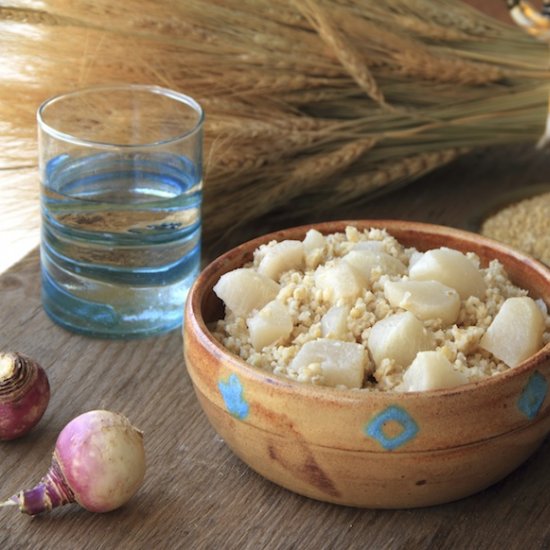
[186,219,550,401]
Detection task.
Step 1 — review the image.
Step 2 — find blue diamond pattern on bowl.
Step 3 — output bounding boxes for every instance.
[518,371,548,420]
[218,373,250,420]
[365,405,419,451]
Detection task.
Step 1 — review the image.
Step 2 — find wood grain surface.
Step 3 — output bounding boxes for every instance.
[1,1,547,548]
[0,144,549,550]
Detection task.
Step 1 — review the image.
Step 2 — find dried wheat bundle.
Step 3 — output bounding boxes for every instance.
[1,0,548,245]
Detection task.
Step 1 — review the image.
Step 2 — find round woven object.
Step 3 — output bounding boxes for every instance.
[481,191,550,266]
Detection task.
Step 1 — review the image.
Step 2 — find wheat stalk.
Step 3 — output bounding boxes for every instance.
[294,0,388,107]
[1,0,549,248]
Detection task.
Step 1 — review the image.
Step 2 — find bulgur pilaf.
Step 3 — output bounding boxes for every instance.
[213,226,550,391]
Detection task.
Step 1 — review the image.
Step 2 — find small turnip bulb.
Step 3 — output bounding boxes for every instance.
[0,352,50,441]
[1,410,146,515]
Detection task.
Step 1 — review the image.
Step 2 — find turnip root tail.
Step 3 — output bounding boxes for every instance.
[3,456,74,515]
[0,500,17,508]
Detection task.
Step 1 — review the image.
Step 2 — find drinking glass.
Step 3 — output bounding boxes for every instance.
[38,84,204,338]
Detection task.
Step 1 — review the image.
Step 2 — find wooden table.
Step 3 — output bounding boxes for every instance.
[0,145,549,549]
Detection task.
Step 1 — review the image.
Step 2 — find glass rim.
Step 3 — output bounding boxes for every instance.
[37,84,204,150]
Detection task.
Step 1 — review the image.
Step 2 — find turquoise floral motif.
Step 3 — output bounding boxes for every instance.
[364,405,419,451]
[518,371,548,420]
[218,373,250,420]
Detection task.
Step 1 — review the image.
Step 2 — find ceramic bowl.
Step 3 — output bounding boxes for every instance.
[183,220,550,508]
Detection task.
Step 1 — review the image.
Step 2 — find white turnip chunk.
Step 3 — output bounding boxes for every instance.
[368,311,434,368]
[302,229,325,254]
[343,250,406,285]
[480,296,545,367]
[247,300,293,351]
[290,338,367,388]
[384,280,460,326]
[314,260,363,303]
[398,350,467,392]
[409,247,486,299]
[213,268,280,318]
[258,240,304,281]
[321,305,350,339]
